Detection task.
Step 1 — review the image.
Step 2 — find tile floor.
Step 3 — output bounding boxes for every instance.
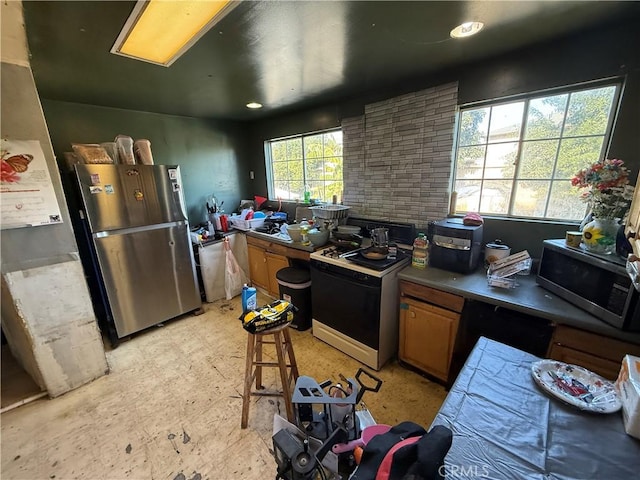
[1,294,447,480]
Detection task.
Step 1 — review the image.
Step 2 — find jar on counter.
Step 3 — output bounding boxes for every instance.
[412,233,429,269]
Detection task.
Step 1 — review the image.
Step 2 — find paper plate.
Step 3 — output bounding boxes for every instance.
[531,359,621,413]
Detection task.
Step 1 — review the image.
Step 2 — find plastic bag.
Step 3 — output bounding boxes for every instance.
[224,238,248,300]
[239,300,297,333]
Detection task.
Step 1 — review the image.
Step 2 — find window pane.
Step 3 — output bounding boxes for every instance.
[304,134,323,159]
[555,137,604,179]
[546,181,587,220]
[271,141,288,162]
[288,160,304,181]
[484,143,517,179]
[324,156,343,180]
[307,181,324,201]
[479,180,511,215]
[325,181,343,203]
[524,94,568,140]
[274,181,292,199]
[564,87,615,137]
[458,108,489,146]
[307,157,324,181]
[518,140,558,179]
[488,103,524,143]
[324,132,343,156]
[286,139,303,159]
[512,180,551,218]
[290,180,304,200]
[273,161,289,181]
[457,145,485,171]
[457,167,484,180]
[455,180,481,212]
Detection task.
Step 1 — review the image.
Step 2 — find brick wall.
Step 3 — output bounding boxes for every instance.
[342,82,458,226]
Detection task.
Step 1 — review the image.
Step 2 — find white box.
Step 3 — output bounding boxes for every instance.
[615,354,640,439]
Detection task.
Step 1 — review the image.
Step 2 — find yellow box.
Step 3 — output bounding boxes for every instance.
[615,354,640,439]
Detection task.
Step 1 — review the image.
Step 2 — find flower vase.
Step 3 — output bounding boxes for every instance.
[582,217,619,255]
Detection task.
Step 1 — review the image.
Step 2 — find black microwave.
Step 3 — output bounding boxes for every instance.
[536,239,640,331]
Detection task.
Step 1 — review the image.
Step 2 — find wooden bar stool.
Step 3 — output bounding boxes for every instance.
[241,323,299,428]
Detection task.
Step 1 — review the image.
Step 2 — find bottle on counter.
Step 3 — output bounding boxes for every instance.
[241,284,257,313]
[300,218,311,246]
[412,233,429,269]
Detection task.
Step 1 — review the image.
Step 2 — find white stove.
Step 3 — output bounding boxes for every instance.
[309,218,415,370]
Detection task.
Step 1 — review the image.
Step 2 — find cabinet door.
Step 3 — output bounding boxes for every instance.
[266,252,289,297]
[247,244,269,291]
[399,298,460,382]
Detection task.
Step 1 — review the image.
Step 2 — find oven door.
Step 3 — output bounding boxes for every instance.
[310,261,381,349]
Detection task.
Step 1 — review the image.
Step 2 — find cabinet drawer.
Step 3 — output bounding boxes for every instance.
[552,325,640,364]
[400,280,464,313]
[246,234,310,261]
[548,343,622,380]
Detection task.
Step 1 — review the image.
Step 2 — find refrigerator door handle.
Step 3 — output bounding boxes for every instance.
[94,220,188,238]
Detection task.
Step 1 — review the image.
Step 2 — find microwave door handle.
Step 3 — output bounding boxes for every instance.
[626,257,640,292]
[434,241,470,251]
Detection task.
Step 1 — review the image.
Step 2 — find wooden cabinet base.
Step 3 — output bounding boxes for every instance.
[399,294,460,383]
[547,325,640,380]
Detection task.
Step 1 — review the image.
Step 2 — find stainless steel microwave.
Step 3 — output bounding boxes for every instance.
[537,239,640,331]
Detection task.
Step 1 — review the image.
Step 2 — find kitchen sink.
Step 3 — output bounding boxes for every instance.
[249,230,293,243]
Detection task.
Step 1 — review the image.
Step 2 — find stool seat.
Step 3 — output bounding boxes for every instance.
[241,323,299,428]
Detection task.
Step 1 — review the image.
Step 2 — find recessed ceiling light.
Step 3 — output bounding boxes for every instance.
[246,102,263,109]
[450,21,484,39]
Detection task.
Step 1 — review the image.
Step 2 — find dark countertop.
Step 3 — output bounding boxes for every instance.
[398,265,640,345]
[244,230,318,253]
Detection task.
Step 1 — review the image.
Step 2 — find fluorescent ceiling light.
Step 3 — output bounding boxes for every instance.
[111,0,239,67]
[246,102,263,109]
[450,21,484,39]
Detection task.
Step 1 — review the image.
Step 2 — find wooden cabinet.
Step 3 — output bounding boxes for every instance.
[247,243,271,292]
[247,243,288,297]
[246,235,311,298]
[547,325,640,380]
[266,252,289,297]
[399,281,463,383]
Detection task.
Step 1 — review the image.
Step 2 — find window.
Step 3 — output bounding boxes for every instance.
[265,129,343,203]
[452,82,621,221]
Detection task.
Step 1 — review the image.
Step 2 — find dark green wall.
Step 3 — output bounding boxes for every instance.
[41,100,249,226]
[244,18,640,257]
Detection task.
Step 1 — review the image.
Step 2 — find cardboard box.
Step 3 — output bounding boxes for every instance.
[615,354,640,439]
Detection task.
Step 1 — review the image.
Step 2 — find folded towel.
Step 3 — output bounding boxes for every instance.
[463,212,484,226]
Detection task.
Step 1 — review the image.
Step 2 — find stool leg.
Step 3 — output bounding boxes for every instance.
[274,331,294,422]
[241,333,255,429]
[283,328,299,381]
[255,335,263,390]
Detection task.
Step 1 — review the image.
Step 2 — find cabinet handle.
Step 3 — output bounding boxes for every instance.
[410,311,416,318]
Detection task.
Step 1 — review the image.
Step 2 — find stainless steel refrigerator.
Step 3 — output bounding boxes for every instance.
[74,164,201,343]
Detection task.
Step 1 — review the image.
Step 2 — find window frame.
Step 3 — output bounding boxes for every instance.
[264,127,343,202]
[451,78,624,222]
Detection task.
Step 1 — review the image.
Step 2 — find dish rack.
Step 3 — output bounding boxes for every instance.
[309,205,350,220]
[228,216,266,231]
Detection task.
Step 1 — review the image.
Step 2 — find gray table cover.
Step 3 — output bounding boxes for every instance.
[431,337,640,479]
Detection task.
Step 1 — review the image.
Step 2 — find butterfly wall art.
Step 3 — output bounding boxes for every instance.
[1,149,33,183]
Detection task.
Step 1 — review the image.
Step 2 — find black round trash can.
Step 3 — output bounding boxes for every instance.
[276,267,312,331]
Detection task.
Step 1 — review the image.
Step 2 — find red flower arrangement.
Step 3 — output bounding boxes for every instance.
[572,158,634,220]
